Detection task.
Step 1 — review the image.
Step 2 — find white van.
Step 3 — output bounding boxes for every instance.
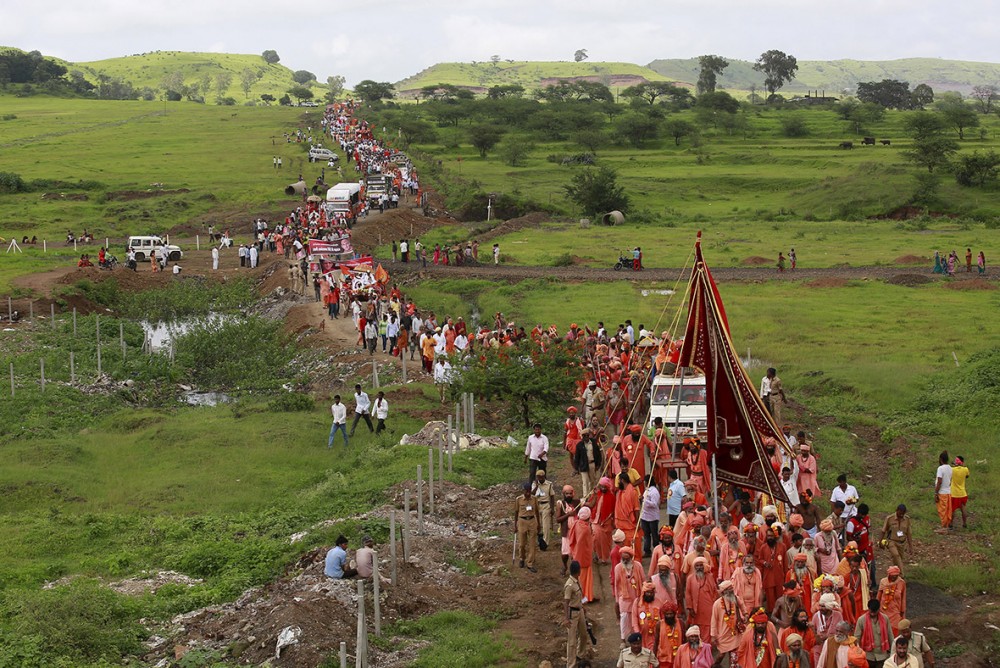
[308,147,337,161]
[126,236,183,262]
[649,373,708,437]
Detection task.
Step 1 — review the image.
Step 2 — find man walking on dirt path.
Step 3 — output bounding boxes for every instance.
[564,560,591,668]
[514,482,540,572]
[328,395,348,447]
[532,469,556,550]
[879,504,912,575]
[524,423,549,481]
[349,384,374,436]
[493,243,500,265]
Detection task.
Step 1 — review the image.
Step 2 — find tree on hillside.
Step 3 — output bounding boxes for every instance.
[970,85,999,114]
[954,150,1000,187]
[490,55,501,67]
[564,165,630,217]
[160,70,185,98]
[292,70,316,85]
[214,71,233,100]
[847,102,886,134]
[903,112,959,172]
[468,124,504,157]
[614,112,659,147]
[856,79,913,109]
[663,118,695,145]
[450,339,583,428]
[622,81,685,106]
[240,68,260,99]
[911,83,935,109]
[496,134,535,167]
[696,55,729,96]
[487,84,525,99]
[753,50,798,99]
[260,93,276,105]
[935,93,979,139]
[287,85,314,103]
[536,81,613,103]
[325,75,346,102]
[574,49,589,62]
[261,50,280,65]
[574,128,607,153]
[354,80,395,104]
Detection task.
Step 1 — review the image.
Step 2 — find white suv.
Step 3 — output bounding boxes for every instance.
[126,236,183,262]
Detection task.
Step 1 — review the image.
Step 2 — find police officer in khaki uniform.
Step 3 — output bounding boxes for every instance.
[514,482,541,572]
[564,560,590,668]
[617,632,658,667]
[880,503,914,570]
[532,469,557,551]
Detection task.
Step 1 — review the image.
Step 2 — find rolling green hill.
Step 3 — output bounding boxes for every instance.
[647,56,1000,96]
[72,51,318,101]
[394,60,672,97]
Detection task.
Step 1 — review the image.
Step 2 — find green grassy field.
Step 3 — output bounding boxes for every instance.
[72,51,318,101]
[647,56,1000,95]
[396,60,669,95]
[0,98,323,246]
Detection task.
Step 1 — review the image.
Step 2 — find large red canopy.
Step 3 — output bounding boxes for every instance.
[676,233,792,501]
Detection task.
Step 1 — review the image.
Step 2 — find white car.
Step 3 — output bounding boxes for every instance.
[308,147,337,161]
[126,235,183,262]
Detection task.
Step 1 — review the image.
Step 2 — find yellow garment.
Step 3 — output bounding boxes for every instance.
[951,466,969,498]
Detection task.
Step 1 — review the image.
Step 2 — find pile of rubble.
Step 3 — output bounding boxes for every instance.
[399,420,514,450]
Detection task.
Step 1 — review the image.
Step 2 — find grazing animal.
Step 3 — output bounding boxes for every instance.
[862,136,876,145]
[839,141,854,149]
[880,139,891,146]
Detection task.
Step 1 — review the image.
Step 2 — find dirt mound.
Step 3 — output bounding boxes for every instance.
[474,212,561,243]
[894,254,927,265]
[885,274,933,287]
[144,481,532,668]
[104,188,191,201]
[741,256,772,266]
[349,207,454,254]
[944,278,996,290]
[805,277,849,288]
[41,192,88,201]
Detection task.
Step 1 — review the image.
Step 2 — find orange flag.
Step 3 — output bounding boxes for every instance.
[374,264,390,285]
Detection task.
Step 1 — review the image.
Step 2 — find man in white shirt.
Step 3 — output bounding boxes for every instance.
[328,395,348,447]
[624,320,635,344]
[211,246,219,271]
[433,358,451,404]
[780,465,801,517]
[935,451,953,530]
[399,239,408,262]
[349,384,374,436]
[524,423,549,482]
[830,474,860,521]
[760,372,772,413]
[373,391,389,434]
[640,481,661,557]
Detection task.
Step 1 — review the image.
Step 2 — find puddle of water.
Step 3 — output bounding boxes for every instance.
[181,391,232,407]
[140,315,232,353]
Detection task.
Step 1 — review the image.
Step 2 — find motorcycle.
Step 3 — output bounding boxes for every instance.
[99,255,119,270]
[613,251,634,271]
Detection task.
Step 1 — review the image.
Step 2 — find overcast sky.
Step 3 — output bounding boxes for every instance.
[3,0,998,86]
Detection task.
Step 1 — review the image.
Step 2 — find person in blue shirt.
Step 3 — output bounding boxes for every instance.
[666,468,686,528]
[324,535,358,579]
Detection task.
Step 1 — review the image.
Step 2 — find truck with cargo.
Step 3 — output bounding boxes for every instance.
[325,182,363,225]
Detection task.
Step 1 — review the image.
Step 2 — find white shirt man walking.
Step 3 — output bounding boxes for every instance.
[523,423,549,482]
[328,395,348,447]
[350,384,374,436]
[373,391,389,434]
[211,246,219,271]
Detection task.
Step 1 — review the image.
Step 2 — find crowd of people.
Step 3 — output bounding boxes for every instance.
[933,249,986,276]
[487,322,949,667]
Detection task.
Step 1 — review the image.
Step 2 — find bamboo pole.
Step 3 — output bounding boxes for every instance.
[389,510,397,587]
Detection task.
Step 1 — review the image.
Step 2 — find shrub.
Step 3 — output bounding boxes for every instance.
[10,579,145,663]
[779,116,809,137]
[0,172,27,193]
[551,253,574,267]
[268,392,315,412]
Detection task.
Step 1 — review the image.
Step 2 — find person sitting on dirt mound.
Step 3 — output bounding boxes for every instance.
[324,535,358,580]
[77,254,93,267]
